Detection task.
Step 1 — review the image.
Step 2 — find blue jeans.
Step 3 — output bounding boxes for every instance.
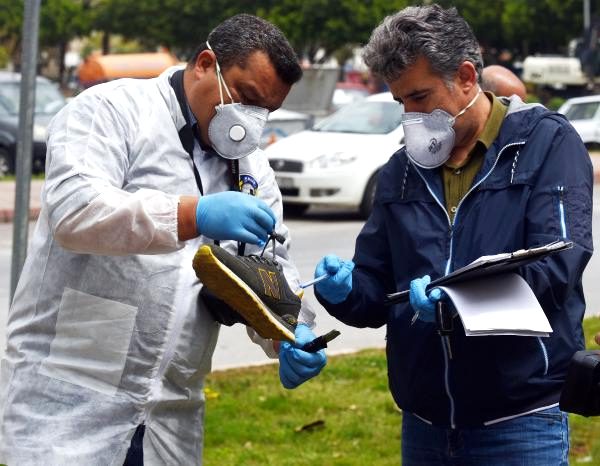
[402,407,569,466]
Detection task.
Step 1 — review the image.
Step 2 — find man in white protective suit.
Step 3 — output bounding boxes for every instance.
[0,14,326,465]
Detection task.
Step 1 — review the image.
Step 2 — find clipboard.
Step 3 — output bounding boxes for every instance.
[384,240,573,306]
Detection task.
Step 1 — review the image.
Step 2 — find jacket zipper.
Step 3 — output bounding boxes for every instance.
[533,185,567,378]
[412,141,526,428]
[557,186,567,238]
[536,337,549,375]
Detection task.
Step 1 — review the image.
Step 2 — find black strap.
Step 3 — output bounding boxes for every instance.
[228,158,239,191]
[169,70,245,254]
[170,69,205,195]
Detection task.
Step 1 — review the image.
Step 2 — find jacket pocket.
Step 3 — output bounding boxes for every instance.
[554,186,568,239]
[536,337,549,376]
[39,287,137,396]
[492,336,547,393]
[555,185,593,249]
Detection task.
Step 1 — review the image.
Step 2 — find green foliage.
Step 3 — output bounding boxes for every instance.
[546,96,567,111]
[261,0,409,63]
[0,0,24,63]
[0,0,598,72]
[89,0,274,61]
[204,318,600,465]
[0,46,9,69]
[439,0,585,57]
[40,0,89,46]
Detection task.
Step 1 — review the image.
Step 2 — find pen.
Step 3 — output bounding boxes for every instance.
[302,330,341,352]
[299,273,330,289]
[280,315,341,353]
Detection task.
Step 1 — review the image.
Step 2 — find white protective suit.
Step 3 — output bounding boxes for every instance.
[0,67,315,465]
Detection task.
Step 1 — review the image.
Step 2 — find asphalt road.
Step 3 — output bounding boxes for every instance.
[1,193,600,370]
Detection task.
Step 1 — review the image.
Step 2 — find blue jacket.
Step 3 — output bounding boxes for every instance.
[317,98,594,427]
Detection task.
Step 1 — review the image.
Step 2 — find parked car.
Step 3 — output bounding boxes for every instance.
[557,95,600,149]
[0,71,67,177]
[331,81,371,111]
[266,92,404,217]
[260,108,313,149]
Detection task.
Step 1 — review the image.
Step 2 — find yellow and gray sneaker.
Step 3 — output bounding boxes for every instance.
[193,243,301,342]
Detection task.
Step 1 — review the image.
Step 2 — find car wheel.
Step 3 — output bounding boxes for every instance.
[283,202,309,218]
[32,155,45,174]
[584,142,600,152]
[0,147,14,178]
[359,172,378,219]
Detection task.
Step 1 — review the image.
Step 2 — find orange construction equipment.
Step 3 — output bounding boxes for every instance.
[78,52,180,88]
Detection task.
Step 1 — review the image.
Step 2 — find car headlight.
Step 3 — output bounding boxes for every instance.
[308,151,357,169]
[33,124,47,142]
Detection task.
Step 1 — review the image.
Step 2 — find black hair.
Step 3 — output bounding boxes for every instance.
[188,14,302,86]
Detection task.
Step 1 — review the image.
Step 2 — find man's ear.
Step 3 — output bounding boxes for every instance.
[192,49,217,80]
[456,61,478,92]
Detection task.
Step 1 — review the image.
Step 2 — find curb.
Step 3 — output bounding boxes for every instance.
[0,207,40,223]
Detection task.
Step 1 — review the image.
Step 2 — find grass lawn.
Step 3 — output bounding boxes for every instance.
[0,174,45,181]
[204,317,600,465]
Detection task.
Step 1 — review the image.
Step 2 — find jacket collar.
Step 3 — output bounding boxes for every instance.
[409,97,556,198]
[155,65,187,133]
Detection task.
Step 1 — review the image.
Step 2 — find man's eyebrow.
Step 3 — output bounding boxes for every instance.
[240,84,278,111]
[393,88,429,104]
[239,83,264,104]
[405,88,429,99]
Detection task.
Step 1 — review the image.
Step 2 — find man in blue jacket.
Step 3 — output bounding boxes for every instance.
[313,4,593,465]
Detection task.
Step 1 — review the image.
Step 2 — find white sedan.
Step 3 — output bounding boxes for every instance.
[558,95,600,149]
[266,92,404,217]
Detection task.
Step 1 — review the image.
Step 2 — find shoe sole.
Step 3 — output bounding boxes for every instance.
[193,245,296,342]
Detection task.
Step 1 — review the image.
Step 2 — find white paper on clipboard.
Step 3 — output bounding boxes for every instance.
[438,272,553,337]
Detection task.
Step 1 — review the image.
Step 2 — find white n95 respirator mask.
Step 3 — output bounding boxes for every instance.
[206,42,269,160]
[401,89,481,169]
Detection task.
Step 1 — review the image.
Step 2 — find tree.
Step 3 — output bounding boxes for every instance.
[261,0,409,64]
[40,0,90,84]
[88,0,273,61]
[500,0,582,56]
[0,0,25,68]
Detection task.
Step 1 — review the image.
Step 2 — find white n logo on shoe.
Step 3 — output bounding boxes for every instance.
[258,268,280,299]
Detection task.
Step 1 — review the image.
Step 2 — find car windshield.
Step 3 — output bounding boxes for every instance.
[563,101,600,121]
[0,81,65,116]
[314,100,404,135]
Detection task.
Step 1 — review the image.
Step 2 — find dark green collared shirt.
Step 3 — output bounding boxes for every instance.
[443,92,508,222]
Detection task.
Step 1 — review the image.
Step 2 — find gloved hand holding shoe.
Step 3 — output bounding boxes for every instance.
[196,191,276,245]
[279,324,327,389]
[314,254,355,304]
[409,274,444,323]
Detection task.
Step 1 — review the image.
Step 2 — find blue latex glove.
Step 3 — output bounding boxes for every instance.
[279,324,327,389]
[196,192,276,245]
[409,275,443,323]
[314,254,355,304]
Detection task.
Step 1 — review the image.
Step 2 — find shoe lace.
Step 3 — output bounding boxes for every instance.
[244,255,279,267]
[254,231,286,263]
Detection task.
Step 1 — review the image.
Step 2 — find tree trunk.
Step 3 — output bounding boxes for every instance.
[102,31,110,55]
[58,42,67,86]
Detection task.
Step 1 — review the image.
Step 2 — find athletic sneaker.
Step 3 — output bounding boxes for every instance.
[193,243,301,342]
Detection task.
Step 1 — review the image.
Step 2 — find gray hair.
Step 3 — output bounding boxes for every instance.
[362,4,483,85]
